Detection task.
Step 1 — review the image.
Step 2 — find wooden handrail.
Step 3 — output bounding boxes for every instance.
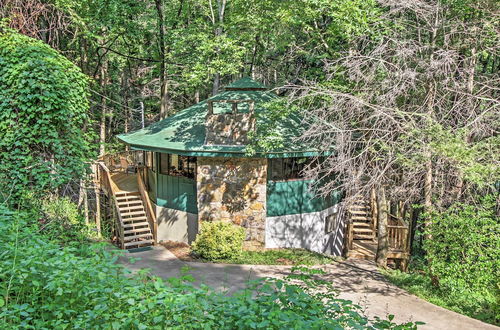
[137,166,157,244]
[387,225,409,252]
[96,161,126,248]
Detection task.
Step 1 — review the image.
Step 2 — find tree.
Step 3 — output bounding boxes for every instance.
[288,0,499,210]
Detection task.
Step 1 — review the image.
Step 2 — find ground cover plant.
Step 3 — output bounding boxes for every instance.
[0,201,419,329]
[165,240,335,266]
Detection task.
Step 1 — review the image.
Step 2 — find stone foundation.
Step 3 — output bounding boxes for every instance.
[196,157,267,243]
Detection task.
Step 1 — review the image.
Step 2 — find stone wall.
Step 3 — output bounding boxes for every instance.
[196,157,267,243]
[205,113,255,145]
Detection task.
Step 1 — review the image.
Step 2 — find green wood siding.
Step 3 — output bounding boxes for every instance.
[156,173,198,214]
[266,180,342,217]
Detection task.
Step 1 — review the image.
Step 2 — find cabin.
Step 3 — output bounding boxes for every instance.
[94,77,409,264]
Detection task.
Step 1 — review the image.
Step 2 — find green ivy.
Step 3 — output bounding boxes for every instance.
[0,25,92,199]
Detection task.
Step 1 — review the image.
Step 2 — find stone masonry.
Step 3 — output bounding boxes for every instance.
[196,157,267,243]
[205,113,255,145]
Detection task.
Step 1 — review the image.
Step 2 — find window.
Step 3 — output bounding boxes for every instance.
[159,153,169,175]
[325,213,337,234]
[268,157,313,181]
[145,152,153,168]
[158,153,196,179]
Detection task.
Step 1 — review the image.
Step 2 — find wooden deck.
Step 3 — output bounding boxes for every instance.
[110,173,139,193]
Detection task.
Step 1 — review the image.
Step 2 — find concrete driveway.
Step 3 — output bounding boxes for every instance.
[120,246,496,330]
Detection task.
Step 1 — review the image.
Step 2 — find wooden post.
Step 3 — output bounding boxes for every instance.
[83,182,89,225]
[376,186,388,267]
[93,164,102,238]
[370,187,378,238]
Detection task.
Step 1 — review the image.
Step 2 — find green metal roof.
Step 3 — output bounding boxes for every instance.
[117,78,324,158]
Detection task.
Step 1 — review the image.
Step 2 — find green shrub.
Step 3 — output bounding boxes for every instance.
[0,205,418,329]
[191,221,246,260]
[401,194,500,324]
[39,196,97,243]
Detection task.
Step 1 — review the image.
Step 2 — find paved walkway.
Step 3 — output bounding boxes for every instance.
[120,246,496,330]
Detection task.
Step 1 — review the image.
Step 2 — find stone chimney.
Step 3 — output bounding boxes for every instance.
[204,77,267,146]
[204,99,256,145]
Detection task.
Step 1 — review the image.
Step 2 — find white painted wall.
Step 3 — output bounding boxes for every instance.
[265,204,346,256]
[156,205,198,244]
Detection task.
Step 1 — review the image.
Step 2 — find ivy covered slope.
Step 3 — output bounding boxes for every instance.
[0,27,91,198]
[0,203,418,329]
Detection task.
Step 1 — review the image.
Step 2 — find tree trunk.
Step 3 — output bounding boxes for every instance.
[155,0,169,119]
[211,0,226,95]
[98,60,107,157]
[376,186,388,267]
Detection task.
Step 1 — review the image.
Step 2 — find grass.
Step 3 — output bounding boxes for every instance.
[215,248,335,266]
[382,268,499,326]
[162,241,335,266]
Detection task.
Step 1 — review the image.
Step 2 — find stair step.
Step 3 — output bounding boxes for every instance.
[353,222,372,228]
[119,205,145,212]
[116,191,140,197]
[124,239,154,248]
[121,210,146,217]
[123,222,150,229]
[124,233,153,241]
[123,216,148,223]
[351,216,370,220]
[349,210,370,215]
[116,195,141,201]
[354,228,374,233]
[354,234,375,239]
[117,200,143,207]
[124,228,152,235]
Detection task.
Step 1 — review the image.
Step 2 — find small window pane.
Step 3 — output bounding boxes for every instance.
[160,153,169,175]
[270,159,283,181]
[145,152,153,168]
[152,153,157,172]
[325,214,337,234]
[169,154,180,175]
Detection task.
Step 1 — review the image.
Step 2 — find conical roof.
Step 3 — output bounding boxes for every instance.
[117,78,325,158]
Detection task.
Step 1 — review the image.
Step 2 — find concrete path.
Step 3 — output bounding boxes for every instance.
[120,246,497,330]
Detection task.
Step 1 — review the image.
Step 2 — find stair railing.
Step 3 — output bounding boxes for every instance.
[387,216,409,253]
[96,161,125,249]
[137,165,157,244]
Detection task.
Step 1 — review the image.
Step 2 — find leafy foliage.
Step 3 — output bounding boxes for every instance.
[191,221,245,260]
[0,26,92,199]
[0,204,418,329]
[422,195,499,322]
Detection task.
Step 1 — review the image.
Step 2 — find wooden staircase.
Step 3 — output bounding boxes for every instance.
[115,191,154,249]
[347,198,377,260]
[350,199,376,241]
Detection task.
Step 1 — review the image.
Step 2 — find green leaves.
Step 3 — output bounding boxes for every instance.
[191,221,246,260]
[0,28,92,200]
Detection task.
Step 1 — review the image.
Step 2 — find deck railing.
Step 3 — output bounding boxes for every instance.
[95,161,126,248]
[137,165,157,244]
[387,223,409,252]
